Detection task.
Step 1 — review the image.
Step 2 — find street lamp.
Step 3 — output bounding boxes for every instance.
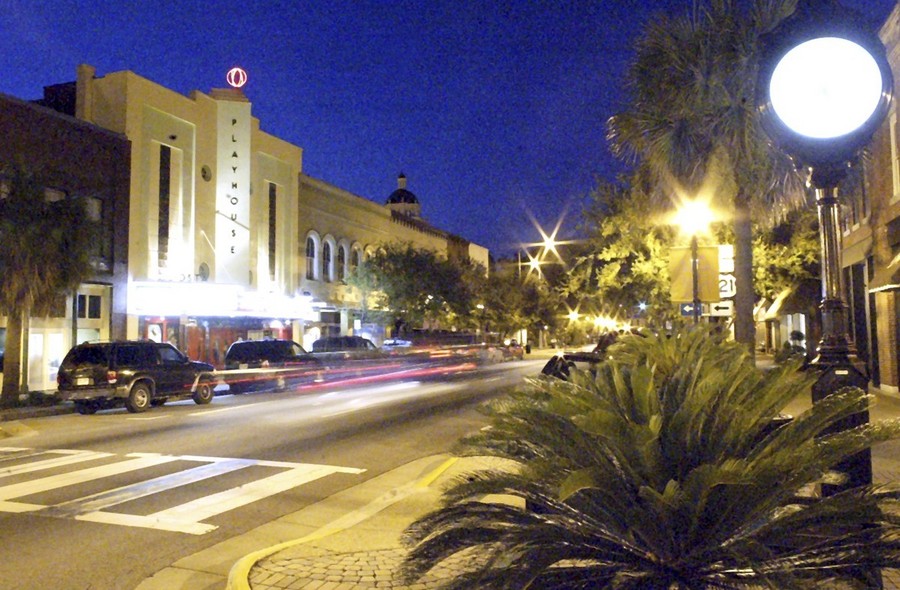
[757,0,892,492]
[674,200,714,324]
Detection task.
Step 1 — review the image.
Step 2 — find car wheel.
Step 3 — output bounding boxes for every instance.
[126,383,152,413]
[192,381,214,405]
[74,401,98,415]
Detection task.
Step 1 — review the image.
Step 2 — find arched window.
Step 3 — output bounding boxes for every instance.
[306,237,316,280]
[351,247,361,272]
[322,242,332,283]
[337,245,347,281]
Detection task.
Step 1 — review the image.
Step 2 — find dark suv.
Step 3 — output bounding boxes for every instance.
[311,336,381,358]
[57,341,216,414]
[223,339,323,394]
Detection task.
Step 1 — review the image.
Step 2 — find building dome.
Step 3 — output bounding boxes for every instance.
[385,173,422,218]
[386,187,419,204]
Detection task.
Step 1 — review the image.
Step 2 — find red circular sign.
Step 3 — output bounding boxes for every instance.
[226,67,248,88]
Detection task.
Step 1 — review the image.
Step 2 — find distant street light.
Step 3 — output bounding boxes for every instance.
[674,200,714,324]
[757,0,892,499]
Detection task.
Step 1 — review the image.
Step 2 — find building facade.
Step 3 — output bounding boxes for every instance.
[846,3,900,392]
[22,64,488,371]
[296,173,489,350]
[0,90,130,391]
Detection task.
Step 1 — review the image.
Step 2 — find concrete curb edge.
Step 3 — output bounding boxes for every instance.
[224,456,459,590]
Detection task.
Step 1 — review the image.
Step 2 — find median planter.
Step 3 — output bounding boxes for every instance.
[401,326,900,589]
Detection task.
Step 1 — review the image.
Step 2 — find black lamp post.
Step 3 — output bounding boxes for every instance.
[758,4,892,584]
[758,0,892,525]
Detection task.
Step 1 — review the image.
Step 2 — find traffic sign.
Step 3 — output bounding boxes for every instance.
[680,303,711,316]
[709,300,734,317]
[718,273,737,299]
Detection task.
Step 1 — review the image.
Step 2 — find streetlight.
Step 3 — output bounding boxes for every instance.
[757,0,892,492]
[673,200,714,324]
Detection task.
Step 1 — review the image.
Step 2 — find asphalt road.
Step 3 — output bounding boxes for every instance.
[0,359,542,590]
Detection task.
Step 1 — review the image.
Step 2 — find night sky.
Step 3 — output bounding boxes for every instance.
[1,1,896,258]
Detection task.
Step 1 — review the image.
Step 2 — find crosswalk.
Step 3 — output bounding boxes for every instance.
[0,446,365,535]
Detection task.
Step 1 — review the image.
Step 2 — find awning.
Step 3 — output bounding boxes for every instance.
[763,280,820,321]
[869,254,900,293]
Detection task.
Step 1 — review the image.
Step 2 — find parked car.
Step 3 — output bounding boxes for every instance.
[57,340,215,414]
[311,336,383,359]
[223,339,323,393]
[540,351,603,380]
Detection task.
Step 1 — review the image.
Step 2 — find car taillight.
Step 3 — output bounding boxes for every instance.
[107,370,118,384]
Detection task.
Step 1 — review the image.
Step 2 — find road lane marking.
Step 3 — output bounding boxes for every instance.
[42,458,256,518]
[0,450,112,478]
[150,463,365,524]
[0,453,180,501]
[189,405,245,416]
[0,447,366,534]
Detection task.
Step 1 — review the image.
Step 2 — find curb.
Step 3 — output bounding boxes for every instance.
[224,456,459,590]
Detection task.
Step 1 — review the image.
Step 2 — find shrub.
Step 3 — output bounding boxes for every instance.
[402,326,900,589]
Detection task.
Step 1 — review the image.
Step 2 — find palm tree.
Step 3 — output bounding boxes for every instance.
[401,327,900,588]
[0,167,98,406]
[608,0,807,355]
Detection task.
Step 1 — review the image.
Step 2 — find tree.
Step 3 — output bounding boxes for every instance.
[479,265,561,343]
[401,326,900,588]
[347,242,482,334]
[608,0,807,355]
[0,167,98,406]
[569,174,679,329]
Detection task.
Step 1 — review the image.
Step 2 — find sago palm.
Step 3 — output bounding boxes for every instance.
[401,327,900,589]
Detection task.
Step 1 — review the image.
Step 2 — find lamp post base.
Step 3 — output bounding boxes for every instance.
[807,358,873,492]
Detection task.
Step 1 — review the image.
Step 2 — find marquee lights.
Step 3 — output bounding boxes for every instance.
[226,67,248,88]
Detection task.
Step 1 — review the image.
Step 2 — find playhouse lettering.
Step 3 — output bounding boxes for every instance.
[226,117,241,255]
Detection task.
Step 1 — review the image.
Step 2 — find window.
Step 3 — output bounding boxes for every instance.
[351,248,361,272]
[322,242,332,283]
[158,144,171,270]
[306,237,316,280]
[268,183,277,281]
[77,294,102,319]
[159,344,185,363]
[338,245,347,281]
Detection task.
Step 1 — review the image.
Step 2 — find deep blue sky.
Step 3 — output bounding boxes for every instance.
[1,1,896,257]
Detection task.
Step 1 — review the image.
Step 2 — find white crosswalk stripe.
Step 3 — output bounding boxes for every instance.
[0,448,365,534]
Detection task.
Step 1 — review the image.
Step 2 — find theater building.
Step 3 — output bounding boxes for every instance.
[28,64,488,369]
[36,64,310,367]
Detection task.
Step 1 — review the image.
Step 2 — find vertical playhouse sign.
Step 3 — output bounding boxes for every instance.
[215,82,251,286]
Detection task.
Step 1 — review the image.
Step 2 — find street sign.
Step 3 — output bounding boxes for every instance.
[718,273,737,299]
[669,246,720,302]
[709,300,734,317]
[680,303,710,316]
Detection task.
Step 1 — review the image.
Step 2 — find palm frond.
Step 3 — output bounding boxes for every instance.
[402,324,900,589]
